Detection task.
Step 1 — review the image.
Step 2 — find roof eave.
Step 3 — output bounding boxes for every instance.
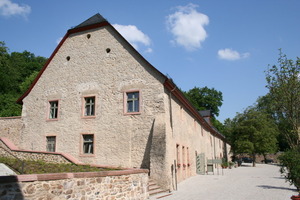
[164,78,226,141]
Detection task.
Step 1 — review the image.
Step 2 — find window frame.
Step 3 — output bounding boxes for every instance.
[80,133,95,156]
[47,100,60,121]
[82,96,96,118]
[124,90,141,115]
[46,135,56,152]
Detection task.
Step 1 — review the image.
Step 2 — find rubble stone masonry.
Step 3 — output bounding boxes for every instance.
[0,169,149,200]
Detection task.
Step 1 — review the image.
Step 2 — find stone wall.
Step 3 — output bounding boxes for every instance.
[163,90,228,190]
[0,117,23,146]
[0,138,74,164]
[0,169,149,200]
[20,25,166,169]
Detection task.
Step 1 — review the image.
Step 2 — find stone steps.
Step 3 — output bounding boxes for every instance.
[149,179,171,199]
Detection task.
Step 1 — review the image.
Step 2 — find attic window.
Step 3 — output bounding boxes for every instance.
[106,48,111,53]
[66,56,70,61]
[87,34,91,39]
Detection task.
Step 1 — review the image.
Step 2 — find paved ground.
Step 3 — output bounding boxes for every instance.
[0,163,16,176]
[152,163,298,200]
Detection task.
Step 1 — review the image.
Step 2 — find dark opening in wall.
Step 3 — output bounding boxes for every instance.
[106,48,111,53]
[66,56,70,61]
[87,34,91,39]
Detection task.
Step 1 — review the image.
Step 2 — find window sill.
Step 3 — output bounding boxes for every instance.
[79,154,95,157]
[124,112,141,115]
[81,116,96,119]
[46,119,59,122]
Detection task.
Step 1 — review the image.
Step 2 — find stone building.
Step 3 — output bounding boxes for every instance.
[1,14,230,190]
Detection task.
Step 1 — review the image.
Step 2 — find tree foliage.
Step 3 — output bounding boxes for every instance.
[265,50,300,149]
[184,86,223,117]
[278,147,300,194]
[224,107,279,166]
[0,42,47,117]
[184,86,224,131]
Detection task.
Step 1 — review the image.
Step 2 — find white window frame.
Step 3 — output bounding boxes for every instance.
[124,90,141,114]
[81,134,94,155]
[47,100,59,120]
[82,96,96,118]
[46,136,56,152]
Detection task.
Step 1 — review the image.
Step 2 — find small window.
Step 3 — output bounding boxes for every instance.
[84,96,95,116]
[83,134,94,154]
[46,136,56,152]
[182,146,185,166]
[126,92,139,113]
[49,100,59,119]
[176,144,180,165]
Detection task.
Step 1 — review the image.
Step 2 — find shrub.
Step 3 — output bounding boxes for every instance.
[278,147,300,195]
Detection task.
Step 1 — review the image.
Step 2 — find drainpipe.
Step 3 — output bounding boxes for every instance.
[168,86,177,137]
[213,136,218,175]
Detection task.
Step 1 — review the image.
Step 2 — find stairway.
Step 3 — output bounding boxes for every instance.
[148,179,172,199]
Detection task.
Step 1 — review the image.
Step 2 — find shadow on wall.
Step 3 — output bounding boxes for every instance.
[0,176,24,199]
[141,119,155,171]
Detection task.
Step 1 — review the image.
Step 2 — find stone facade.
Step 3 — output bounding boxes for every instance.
[162,93,228,187]
[1,14,230,191]
[20,25,166,170]
[0,138,72,164]
[0,117,23,146]
[0,169,149,200]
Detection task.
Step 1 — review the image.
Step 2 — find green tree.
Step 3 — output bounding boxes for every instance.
[19,71,39,93]
[184,86,223,117]
[0,41,47,117]
[266,50,300,195]
[228,107,278,167]
[184,86,224,131]
[256,95,289,150]
[0,41,17,94]
[265,50,300,149]
[278,147,300,195]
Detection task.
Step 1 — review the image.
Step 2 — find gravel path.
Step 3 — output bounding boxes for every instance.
[154,163,298,200]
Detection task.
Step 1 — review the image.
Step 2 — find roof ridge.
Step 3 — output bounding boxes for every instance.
[73,13,107,29]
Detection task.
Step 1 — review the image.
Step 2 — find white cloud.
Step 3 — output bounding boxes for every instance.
[0,0,31,18]
[56,37,63,45]
[113,24,152,53]
[218,48,250,61]
[166,3,209,51]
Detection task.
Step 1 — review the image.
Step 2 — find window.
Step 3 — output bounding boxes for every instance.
[187,147,190,166]
[84,96,95,116]
[49,100,59,119]
[82,134,94,154]
[46,136,56,152]
[126,91,140,113]
[182,146,186,167]
[176,144,180,166]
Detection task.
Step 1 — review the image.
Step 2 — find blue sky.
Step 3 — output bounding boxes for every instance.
[1,0,300,122]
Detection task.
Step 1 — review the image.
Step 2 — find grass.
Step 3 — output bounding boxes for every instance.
[0,156,118,175]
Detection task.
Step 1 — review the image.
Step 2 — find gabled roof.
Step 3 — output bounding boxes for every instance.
[17,13,227,142]
[73,13,107,29]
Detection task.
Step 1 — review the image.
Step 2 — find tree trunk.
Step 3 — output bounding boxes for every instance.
[252,153,256,167]
[263,154,267,163]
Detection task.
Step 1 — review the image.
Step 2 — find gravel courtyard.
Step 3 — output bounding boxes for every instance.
[155,163,298,200]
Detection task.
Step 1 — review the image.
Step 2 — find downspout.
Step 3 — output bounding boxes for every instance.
[168,85,177,190]
[213,136,216,169]
[168,85,177,137]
